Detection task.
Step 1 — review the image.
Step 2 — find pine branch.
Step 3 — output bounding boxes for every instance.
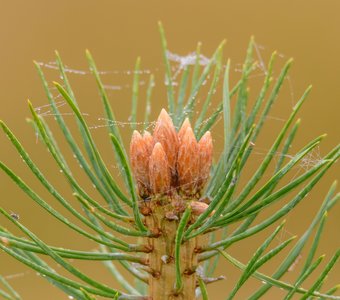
[0,28,338,300]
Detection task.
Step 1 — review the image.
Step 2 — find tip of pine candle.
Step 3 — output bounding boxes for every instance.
[152,142,165,154]
[143,130,152,137]
[199,131,212,143]
[131,130,143,143]
[158,108,171,122]
[181,126,196,143]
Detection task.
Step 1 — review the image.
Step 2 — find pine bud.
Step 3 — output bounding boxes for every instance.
[130,130,151,198]
[153,109,178,175]
[129,109,213,200]
[177,127,199,195]
[149,142,171,195]
[143,131,154,156]
[178,118,191,142]
[198,131,213,191]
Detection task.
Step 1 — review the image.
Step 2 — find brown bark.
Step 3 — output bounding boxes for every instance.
[143,198,199,300]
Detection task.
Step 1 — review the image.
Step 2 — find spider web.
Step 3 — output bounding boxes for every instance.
[29,43,325,208]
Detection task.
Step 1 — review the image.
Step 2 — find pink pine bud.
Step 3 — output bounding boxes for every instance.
[197,131,213,191]
[153,109,178,175]
[130,130,151,198]
[143,131,154,156]
[129,109,213,200]
[149,142,171,195]
[177,127,200,195]
[178,118,192,142]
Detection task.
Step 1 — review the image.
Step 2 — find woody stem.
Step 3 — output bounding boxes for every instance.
[143,198,199,300]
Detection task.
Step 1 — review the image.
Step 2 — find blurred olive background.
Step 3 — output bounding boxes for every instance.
[0,1,339,299]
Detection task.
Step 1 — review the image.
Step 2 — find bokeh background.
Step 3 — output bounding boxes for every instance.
[0,1,339,299]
